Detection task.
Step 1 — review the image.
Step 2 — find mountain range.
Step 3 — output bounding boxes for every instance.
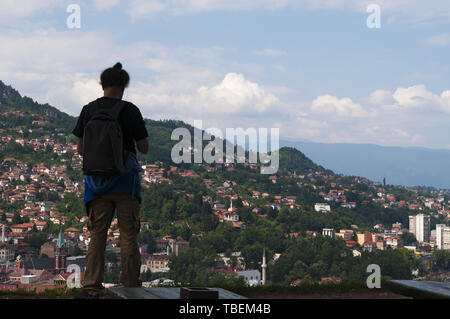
[281,139,450,190]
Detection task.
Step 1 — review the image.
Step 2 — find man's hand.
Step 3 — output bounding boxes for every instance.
[136,138,149,154]
[77,138,83,156]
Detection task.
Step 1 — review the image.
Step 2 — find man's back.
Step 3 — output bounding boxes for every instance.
[72,97,148,155]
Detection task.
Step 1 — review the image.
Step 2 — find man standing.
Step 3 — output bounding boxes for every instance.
[72,63,149,299]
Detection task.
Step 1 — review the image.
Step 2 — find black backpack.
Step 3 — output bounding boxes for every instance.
[82,100,126,176]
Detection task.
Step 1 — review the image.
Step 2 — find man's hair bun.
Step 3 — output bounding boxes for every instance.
[100,62,130,89]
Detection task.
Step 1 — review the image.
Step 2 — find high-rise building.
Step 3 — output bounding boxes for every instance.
[436,224,446,249]
[409,214,430,243]
[443,227,450,250]
[409,216,416,236]
[437,225,450,250]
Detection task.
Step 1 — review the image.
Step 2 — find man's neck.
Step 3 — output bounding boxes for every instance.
[103,87,124,100]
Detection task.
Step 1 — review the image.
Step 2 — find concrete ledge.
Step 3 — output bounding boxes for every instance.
[108,287,247,299]
[387,280,450,299]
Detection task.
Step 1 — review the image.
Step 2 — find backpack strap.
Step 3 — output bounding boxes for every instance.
[88,99,126,121]
[109,100,126,121]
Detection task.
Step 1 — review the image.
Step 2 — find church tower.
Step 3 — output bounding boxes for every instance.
[54,227,68,274]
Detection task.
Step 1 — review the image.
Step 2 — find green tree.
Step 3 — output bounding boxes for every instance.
[12,212,23,225]
[401,232,417,246]
[433,250,450,271]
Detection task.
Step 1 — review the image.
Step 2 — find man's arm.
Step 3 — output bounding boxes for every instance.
[77,138,83,156]
[136,138,149,154]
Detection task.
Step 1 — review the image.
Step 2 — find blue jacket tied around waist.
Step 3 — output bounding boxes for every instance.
[83,150,143,213]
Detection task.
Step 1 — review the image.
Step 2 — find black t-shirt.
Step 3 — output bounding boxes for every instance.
[72,97,148,154]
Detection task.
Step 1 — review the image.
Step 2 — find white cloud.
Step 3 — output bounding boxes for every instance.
[0,28,118,114]
[49,75,103,112]
[127,72,280,121]
[281,85,450,147]
[392,85,437,108]
[0,0,449,27]
[311,94,375,118]
[0,27,449,149]
[390,85,450,114]
[254,49,287,57]
[424,34,450,46]
[196,73,279,114]
[367,89,394,105]
[0,0,60,20]
[93,0,121,10]
[127,0,294,19]
[126,0,450,24]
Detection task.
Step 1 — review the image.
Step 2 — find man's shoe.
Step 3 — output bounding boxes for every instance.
[73,289,101,299]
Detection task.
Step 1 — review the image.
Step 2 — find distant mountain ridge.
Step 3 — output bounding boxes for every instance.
[281,139,450,189]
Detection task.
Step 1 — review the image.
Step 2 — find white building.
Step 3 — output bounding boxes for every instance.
[223,213,239,222]
[436,224,446,249]
[409,216,416,236]
[409,214,430,243]
[314,203,331,213]
[0,245,15,262]
[236,269,261,286]
[443,228,450,250]
[21,275,37,284]
[437,225,450,250]
[322,228,336,239]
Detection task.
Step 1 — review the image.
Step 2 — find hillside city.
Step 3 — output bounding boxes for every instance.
[0,81,450,293]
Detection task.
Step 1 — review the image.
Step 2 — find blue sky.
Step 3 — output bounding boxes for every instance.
[1,0,450,149]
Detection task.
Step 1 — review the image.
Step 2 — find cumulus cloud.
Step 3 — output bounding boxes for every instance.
[126,72,280,123]
[311,94,376,118]
[281,84,450,147]
[0,28,123,114]
[46,75,103,113]
[367,90,395,105]
[196,73,279,114]
[390,85,450,114]
[393,85,438,108]
[0,0,60,20]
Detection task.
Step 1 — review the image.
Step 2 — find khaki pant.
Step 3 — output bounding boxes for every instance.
[83,192,142,290]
